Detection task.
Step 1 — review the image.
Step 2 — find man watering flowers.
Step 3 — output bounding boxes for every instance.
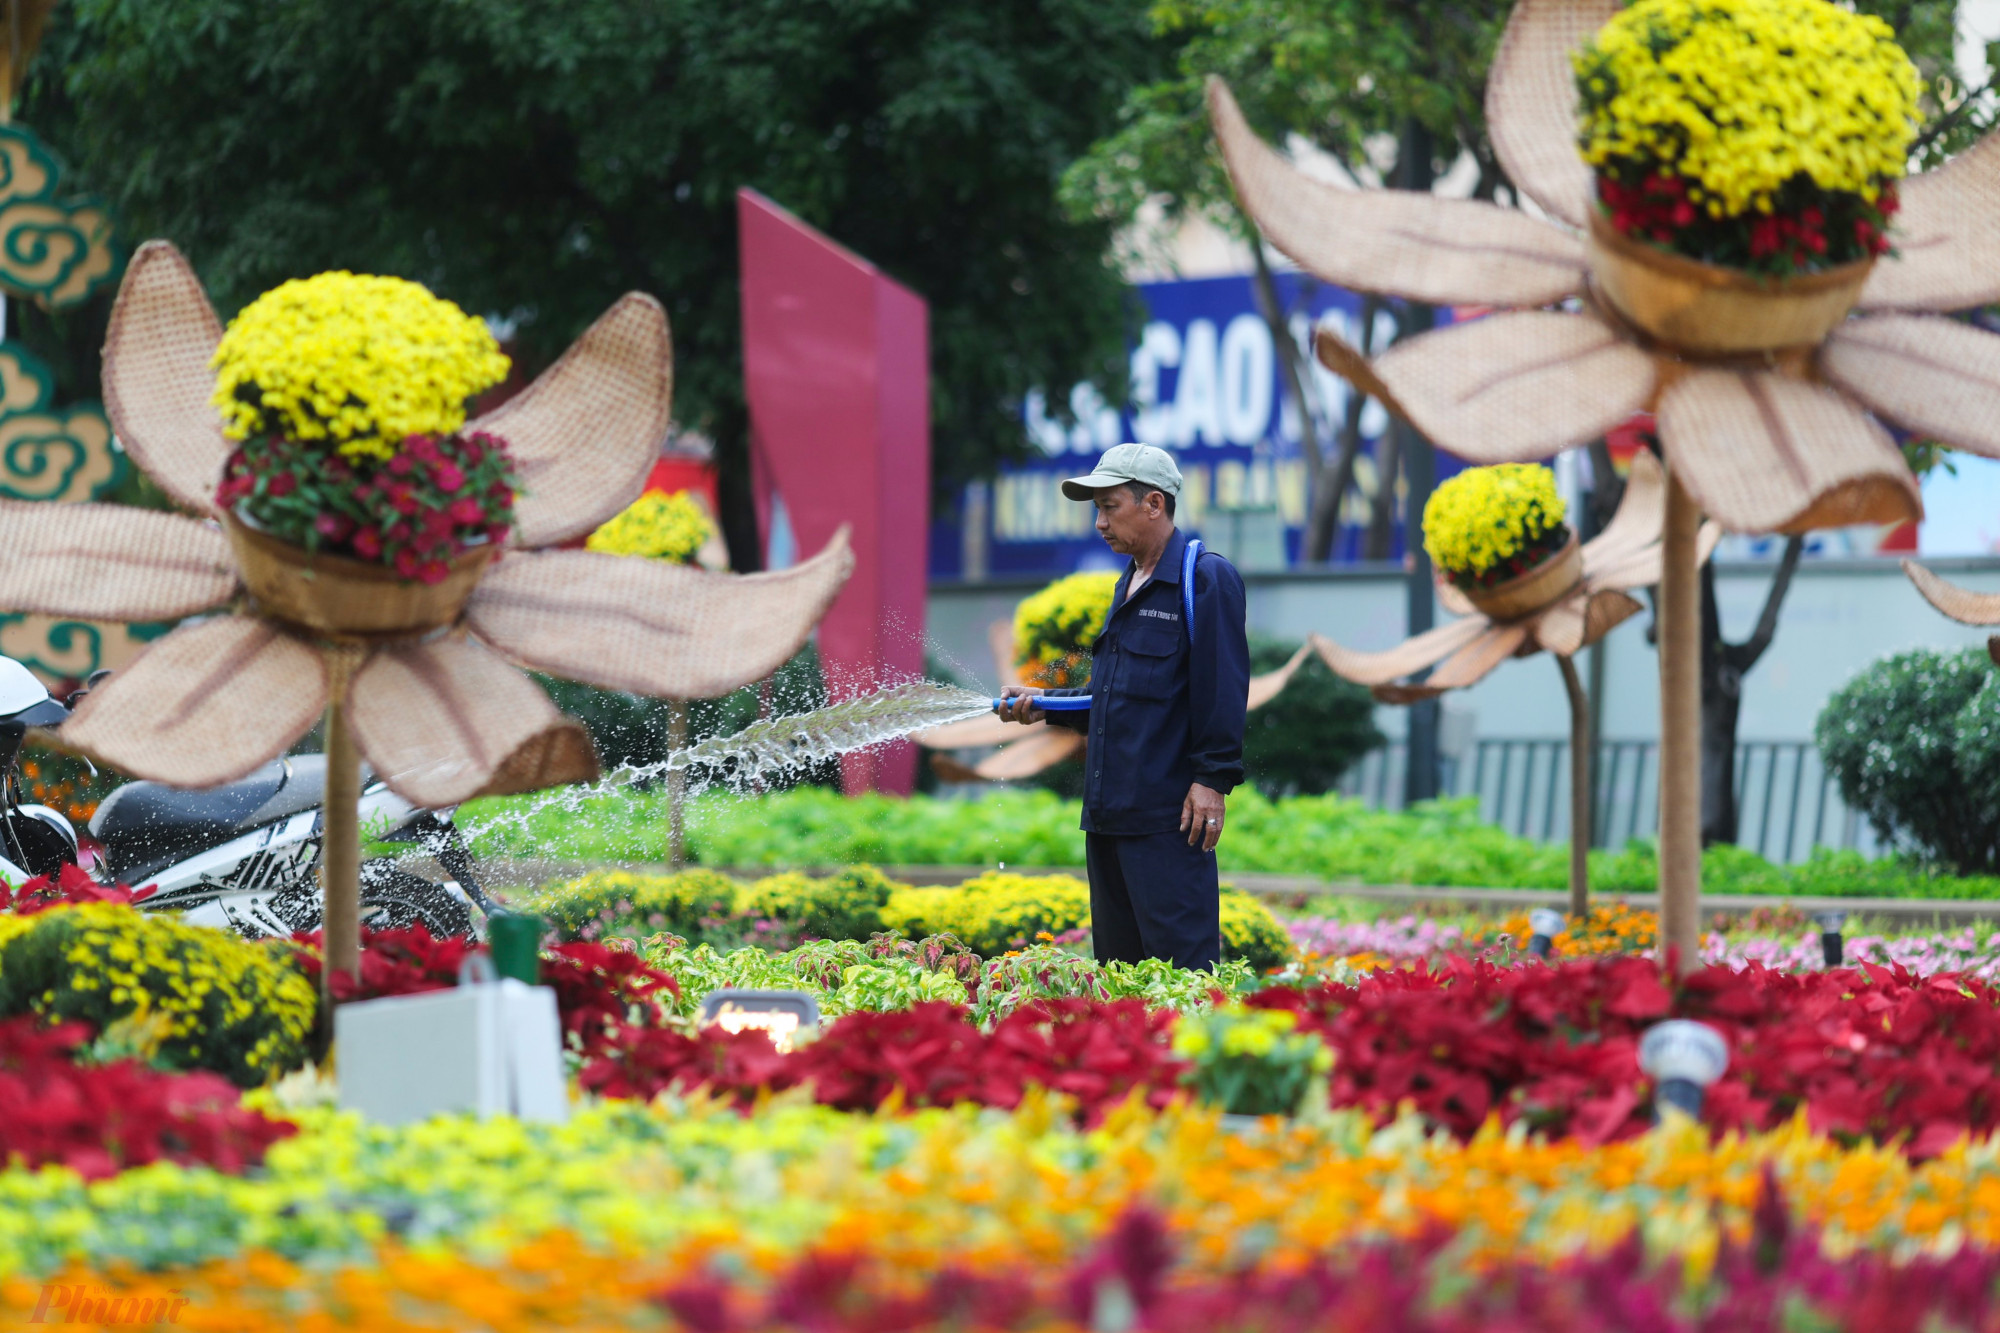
[998,443,1250,970]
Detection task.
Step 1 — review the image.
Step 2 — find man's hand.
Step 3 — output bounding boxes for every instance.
[996,684,1046,724]
[1181,782,1225,851]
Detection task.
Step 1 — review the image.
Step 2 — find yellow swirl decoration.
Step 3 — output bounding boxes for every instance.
[0,344,118,504]
[0,126,120,308]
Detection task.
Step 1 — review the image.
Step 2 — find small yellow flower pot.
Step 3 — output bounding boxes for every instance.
[1586,211,1875,356]
[225,511,494,639]
[1463,533,1583,623]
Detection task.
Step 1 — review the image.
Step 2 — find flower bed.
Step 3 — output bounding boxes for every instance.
[13,1096,2000,1324]
[517,864,1296,971]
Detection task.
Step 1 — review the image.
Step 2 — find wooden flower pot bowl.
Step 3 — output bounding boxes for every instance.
[225,512,494,638]
[1586,211,1873,356]
[1464,533,1582,622]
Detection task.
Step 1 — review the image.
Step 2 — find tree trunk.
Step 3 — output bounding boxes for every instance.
[1699,534,1804,845]
[1363,423,1402,560]
[1247,238,1325,530]
[1304,295,1386,562]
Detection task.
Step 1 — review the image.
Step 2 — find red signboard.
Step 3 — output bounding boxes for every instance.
[738,189,931,794]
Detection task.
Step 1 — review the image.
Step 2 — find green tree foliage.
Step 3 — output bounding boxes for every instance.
[22,0,1169,560]
[1816,646,2000,876]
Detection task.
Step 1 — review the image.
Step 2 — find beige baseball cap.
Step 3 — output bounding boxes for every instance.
[1060,443,1183,501]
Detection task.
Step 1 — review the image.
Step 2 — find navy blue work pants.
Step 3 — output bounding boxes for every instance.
[1085,830,1221,971]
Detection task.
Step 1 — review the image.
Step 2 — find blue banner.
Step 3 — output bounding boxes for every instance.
[930,272,1464,580]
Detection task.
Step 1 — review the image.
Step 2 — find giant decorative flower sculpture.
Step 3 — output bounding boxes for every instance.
[1210,0,2000,966]
[1902,563,2000,664]
[0,242,853,808]
[1312,451,1700,700]
[1208,0,2000,537]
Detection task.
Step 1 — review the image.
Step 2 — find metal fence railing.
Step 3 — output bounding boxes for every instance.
[1337,738,1886,863]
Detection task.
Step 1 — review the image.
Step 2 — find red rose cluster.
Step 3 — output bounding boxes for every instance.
[0,865,134,916]
[215,428,517,584]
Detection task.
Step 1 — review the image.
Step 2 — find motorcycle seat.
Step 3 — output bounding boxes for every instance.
[90,756,350,878]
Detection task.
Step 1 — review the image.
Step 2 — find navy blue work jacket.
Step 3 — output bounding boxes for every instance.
[1044,528,1250,834]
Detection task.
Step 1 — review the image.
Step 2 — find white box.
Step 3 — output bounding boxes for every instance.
[335,979,569,1126]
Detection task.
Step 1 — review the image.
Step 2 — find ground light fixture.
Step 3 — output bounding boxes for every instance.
[1527,907,1567,958]
[1813,911,1849,967]
[1639,1020,1729,1120]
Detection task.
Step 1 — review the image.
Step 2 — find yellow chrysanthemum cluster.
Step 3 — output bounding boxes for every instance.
[1013,571,1119,688]
[584,489,715,564]
[1422,464,1567,582]
[211,272,510,462]
[1575,0,1921,218]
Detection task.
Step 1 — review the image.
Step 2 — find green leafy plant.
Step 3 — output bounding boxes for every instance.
[1816,647,2000,875]
[1172,1003,1330,1116]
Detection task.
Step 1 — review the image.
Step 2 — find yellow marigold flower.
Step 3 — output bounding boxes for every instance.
[211,272,510,461]
[1422,464,1566,583]
[1574,0,1920,219]
[585,489,715,564]
[1013,571,1118,689]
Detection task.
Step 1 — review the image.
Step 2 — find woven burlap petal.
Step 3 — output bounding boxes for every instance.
[1903,559,2000,627]
[1657,369,1921,534]
[1309,619,1487,687]
[1821,315,2000,460]
[1581,449,1665,573]
[974,728,1086,781]
[466,528,853,699]
[1582,588,1644,645]
[1247,642,1312,709]
[1210,78,1584,307]
[1858,133,2000,313]
[1531,590,1589,657]
[0,499,236,619]
[1485,0,1618,229]
[467,293,673,550]
[1427,621,1532,690]
[61,616,326,788]
[1314,324,1411,422]
[1361,310,1655,463]
[101,242,229,516]
[345,634,599,806]
[915,713,1019,750]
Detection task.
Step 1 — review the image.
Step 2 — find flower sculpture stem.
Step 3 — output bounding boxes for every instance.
[1556,654,1590,919]
[1660,468,1704,968]
[322,698,362,983]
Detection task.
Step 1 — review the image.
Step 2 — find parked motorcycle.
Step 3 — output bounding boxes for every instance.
[0,655,495,939]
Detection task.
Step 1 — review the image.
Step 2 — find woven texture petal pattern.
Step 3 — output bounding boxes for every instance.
[346,634,599,806]
[467,293,674,550]
[100,242,229,516]
[1904,560,2000,627]
[1820,315,2000,460]
[1426,621,1532,691]
[1362,310,1656,463]
[1210,79,1584,308]
[1658,369,1921,534]
[1859,133,2000,313]
[1485,0,1619,229]
[1532,591,1590,657]
[61,616,327,788]
[467,528,853,699]
[0,499,236,620]
[1246,642,1312,710]
[973,728,1086,781]
[1309,619,1488,687]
